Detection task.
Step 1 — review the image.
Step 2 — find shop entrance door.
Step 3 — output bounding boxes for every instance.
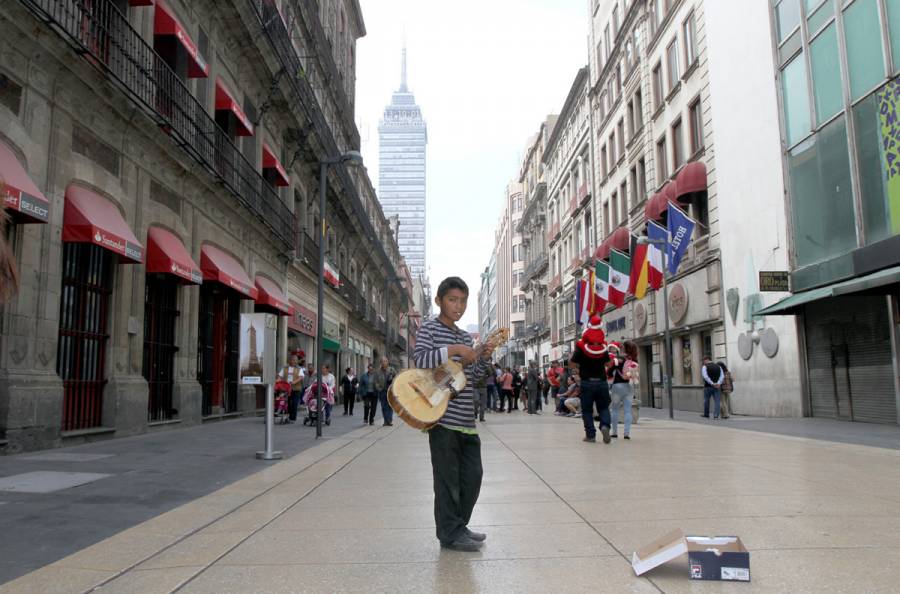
[199,285,240,416]
[805,297,896,424]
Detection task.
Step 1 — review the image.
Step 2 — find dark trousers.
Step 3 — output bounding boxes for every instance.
[580,379,611,439]
[527,388,539,413]
[512,387,521,409]
[500,390,514,412]
[288,390,302,421]
[378,390,393,424]
[428,425,483,544]
[343,391,355,415]
[363,394,377,423]
[703,386,721,418]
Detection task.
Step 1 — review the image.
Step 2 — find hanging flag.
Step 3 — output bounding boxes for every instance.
[575,279,590,325]
[647,220,667,289]
[608,249,631,307]
[586,268,596,314]
[628,233,650,299]
[667,202,696,275]
[594,260,609,313]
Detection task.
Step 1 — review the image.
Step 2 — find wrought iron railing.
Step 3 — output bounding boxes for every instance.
[247,0,396,274]
[19,0,295,249]
[523,252,548,283]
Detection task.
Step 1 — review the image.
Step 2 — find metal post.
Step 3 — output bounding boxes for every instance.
[256,383,283,460]
[384,277,390,363]
[661,262,674,420]
[316,162,328,438]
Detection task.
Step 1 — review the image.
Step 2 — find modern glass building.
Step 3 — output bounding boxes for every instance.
[378,48,428,280]
[765,0,900,424]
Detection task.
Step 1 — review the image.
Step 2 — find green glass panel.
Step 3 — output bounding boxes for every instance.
[843,0,886,100]
[788,116,857,266]
[853,80,900,242]
[776,0,802,41]
[782,54,812,146]
[810,24,843,124]
[805,0,826,10]
[886,0,900,73]
[807,0,834,33]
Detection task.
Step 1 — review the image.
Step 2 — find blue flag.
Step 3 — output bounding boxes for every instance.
[666,203,696,275]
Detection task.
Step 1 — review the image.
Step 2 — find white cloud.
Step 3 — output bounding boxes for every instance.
[356,0,589,326]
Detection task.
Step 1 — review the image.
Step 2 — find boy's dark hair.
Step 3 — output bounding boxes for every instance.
[346,367,351,373]
[436,276,469,299]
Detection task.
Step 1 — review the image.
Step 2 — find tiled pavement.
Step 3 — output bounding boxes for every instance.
[2,411,900,593]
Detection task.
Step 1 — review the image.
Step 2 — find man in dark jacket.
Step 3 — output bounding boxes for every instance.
[372,357,397,426]
[526,360,541,414]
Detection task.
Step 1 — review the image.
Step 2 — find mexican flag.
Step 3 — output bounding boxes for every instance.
[593,261,610,313]
[608,249,631,307]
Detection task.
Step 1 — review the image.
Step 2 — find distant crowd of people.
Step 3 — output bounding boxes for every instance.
[274,353,397,427]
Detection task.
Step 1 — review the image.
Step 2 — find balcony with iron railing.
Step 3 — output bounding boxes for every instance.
[577,182,590,207]
[19,0,295,249]
[548,274,562,295]
[246,0,397,274]
[522,251,549,285]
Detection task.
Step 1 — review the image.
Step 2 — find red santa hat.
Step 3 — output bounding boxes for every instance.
[575,315,609,358]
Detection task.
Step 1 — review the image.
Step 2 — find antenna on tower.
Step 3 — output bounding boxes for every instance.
[400,39,408,92]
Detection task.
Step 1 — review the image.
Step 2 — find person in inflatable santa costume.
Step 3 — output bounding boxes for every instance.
[569,315,613,443]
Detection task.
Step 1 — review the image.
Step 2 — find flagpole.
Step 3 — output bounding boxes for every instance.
[661,265,674,420]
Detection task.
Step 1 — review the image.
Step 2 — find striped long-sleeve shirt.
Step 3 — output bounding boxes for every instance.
[413,317,491,432]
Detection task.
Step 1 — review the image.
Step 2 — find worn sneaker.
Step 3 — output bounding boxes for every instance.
[624,435,631,440]
[582,436,596,443]
[440,536,483,552]
[601,426,611,444]
[465,528,486,542]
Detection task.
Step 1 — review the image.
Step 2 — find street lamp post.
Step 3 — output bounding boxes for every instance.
[316,151,363,438]
[638,236,674,420]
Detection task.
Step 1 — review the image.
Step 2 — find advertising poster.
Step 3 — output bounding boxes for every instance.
[240,313,268,384]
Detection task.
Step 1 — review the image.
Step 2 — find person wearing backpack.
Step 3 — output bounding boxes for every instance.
[718,361,734,419]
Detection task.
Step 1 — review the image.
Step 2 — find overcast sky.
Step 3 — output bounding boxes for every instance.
[356,0,589,327]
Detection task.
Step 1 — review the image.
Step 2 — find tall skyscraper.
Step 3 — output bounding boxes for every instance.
[378,46,428,280]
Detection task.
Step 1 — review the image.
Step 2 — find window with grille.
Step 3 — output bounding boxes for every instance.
[143,275,180,422]
[57,243,113,431]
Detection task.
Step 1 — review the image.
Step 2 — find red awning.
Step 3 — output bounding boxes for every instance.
[200,244,257,299]
[154,1,208,78]
[594,225,630,260]
[215,79,254,137]
[255,276,291,315]
[645,182,679,222]
[1,142,50,224]
[63,186,143,263]
[675,161,708,199]
[262,144,289,187]
[146,227,201,284]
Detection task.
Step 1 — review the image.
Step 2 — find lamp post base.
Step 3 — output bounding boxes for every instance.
[255,451,283,460]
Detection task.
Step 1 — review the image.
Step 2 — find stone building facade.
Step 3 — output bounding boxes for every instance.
[0,0,412,453]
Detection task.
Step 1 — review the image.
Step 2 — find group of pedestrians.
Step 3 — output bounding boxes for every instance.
[276,354,398,427]
[475,361,547,420]
[701,357,735,420]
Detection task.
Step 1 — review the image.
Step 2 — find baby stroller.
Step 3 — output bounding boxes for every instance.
[302,381,334,427]
[274,380,291,424]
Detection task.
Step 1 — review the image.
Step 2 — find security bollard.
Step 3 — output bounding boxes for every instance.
[256,383,283,460]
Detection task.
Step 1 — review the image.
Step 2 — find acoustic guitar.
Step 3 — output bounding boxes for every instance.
[388,327,510,430]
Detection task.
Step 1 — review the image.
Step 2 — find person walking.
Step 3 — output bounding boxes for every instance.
[278,353,305,423]
[512,367,523,410]
[474,369,488,422]
[548,361,561,408]
[359,364,377,425]
[570,316,613,444]
[526,360,541,414]
[718,361,734,419]
[485,366,497,413]
[499,367,514,413]
[541,368,551,405]
[340,367,358,416]
[609,341,639,440]
[373,357,397,426]
[702,356,724,419]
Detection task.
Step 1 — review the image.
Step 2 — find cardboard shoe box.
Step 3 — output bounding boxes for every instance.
[632,529,751,582]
